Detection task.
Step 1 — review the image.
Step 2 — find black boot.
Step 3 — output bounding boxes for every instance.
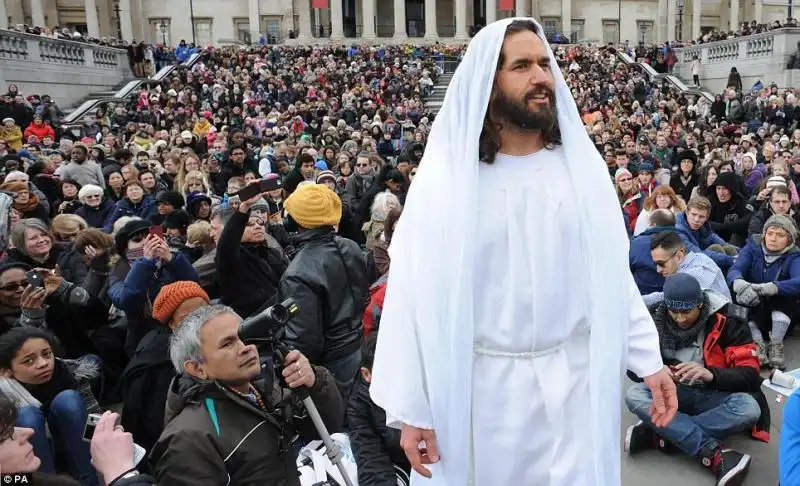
[624,421,676,455]
[699,447,751,486]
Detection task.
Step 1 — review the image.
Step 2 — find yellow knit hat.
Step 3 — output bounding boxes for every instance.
[284,184,342,229]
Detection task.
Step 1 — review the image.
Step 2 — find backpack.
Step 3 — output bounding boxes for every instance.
[363,276,388,337]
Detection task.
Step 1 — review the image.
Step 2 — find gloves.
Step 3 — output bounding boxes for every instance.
[752,282,779,297]
[733,279,761,307]
[732,279,749,294]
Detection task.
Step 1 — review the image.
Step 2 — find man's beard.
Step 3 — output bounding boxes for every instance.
[493,87,557,132]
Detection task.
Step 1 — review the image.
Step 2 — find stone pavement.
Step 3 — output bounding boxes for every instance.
[620,338,799,486]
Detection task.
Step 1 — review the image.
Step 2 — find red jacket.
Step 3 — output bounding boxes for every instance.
[651,296,770,442]
[24,122,55,141]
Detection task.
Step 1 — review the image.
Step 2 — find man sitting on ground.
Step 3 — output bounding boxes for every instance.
[625,274,769,486]
[645,230,731,306]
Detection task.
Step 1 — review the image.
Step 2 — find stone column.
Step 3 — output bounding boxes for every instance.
[119,0,134,41]
[561,0,571,38]
[362,0,376,39]
[296,0,313,42]
[692,0,701,40]
[658,0,667,43]
[31,0,46,27]
[393,0,407,40]
[249,0,261,42]
[667,0,676,41]
[97,0,112,38]
[423,0,437,39]
[486,0,496,24]
[729,0,739,31]
[516,0,526,16]
[531,0,540,19]
[754,0,762,23]
[330,0,344,41]
[455,0,469,40]
[84,0,100,38]
[0,0,8,29]
[7,0,23,25]
[44,0,60,29]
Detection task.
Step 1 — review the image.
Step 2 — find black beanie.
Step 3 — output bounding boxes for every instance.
[162,209,192,231]
[114,219,152,255]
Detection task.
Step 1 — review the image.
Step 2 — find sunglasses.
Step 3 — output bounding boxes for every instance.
[247,218,266,227]
[0,280,26,292]
[356,163,369,168]
[86,194,102,199]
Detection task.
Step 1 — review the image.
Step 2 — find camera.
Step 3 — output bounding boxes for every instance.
[239,298,299,347]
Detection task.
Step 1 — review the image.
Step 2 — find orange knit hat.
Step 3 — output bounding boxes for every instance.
[152,281,210,324]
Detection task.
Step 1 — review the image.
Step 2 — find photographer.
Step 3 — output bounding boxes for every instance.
[279,185,368,400]
[215,190,288,318]
[150,305,343,485]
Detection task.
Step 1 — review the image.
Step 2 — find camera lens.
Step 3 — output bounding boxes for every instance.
[268,304,289,324]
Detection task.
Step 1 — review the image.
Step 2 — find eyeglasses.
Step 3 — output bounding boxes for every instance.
[0,280,27,292]
[653,251,678,268]
[246,218,265,227]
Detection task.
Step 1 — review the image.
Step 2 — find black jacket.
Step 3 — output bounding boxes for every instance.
[119,327,175,453]
[75,198,115,229]
[346,376,410,485]
[150,367,344,486]
[278,228,367,364]
[708,171,752,246]
[216,211,289,318]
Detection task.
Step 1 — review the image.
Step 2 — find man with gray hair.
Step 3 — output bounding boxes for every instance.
[150,305,343,485]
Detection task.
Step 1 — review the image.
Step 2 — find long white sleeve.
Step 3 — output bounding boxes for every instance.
[626,275,664,378]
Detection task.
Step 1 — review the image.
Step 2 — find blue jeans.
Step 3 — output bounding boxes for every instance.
[17,389,98,486]
[625,382,761,456]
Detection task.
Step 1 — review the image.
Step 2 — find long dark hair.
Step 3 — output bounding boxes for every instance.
[479,19,562,164]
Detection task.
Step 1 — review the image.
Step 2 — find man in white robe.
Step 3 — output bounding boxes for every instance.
[369,18,679,486]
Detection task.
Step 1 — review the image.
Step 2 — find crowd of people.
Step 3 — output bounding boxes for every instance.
[0,21,796,486]
[697,18,798,44]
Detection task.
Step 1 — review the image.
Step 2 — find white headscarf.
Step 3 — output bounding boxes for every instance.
[371,18,634,486]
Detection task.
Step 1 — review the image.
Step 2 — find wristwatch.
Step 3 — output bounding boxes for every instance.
[109,470,140,486]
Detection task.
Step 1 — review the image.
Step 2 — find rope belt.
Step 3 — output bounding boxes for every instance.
[473,327,590,359]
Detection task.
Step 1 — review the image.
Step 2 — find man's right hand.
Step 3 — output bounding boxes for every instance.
[400,424,440,478]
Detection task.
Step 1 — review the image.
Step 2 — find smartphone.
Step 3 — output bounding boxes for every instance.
[233,177,283,201]
[25,270,45,289]
[148,226,165,239]
[83,413,102,442]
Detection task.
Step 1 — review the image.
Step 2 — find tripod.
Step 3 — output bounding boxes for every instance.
[273,342,355,486]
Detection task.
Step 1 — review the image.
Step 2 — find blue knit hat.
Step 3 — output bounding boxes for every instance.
[663,273,703,311]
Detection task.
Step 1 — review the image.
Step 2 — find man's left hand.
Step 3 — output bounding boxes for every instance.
[643,367,678,428]
[673,361,713,385]
[282,350,315,389]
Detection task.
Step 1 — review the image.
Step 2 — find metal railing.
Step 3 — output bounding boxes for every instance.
[62,51,203,127]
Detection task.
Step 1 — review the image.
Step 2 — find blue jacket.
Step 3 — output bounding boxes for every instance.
[780,389,800,486]
[727,235,800,296]
[108,252,199,317]
[675,211,735,269]
[104,196,158,233]
[629,225,672,295]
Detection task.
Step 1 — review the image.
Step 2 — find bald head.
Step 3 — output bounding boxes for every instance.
[649,208,676,228]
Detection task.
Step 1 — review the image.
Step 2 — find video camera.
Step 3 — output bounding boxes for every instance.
[239,298,299,348]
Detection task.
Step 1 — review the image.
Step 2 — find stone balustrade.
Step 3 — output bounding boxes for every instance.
[0,29,133,107]
[674,28,800,94]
